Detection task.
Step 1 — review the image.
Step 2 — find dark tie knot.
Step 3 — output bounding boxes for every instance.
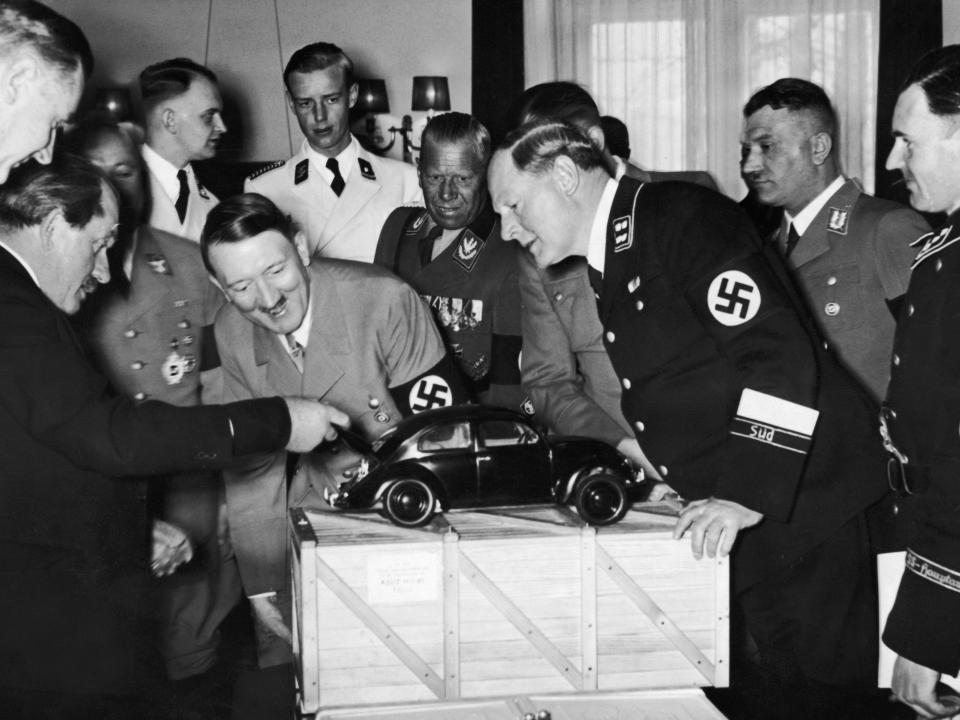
[326,157,345,197]
[175,168,189,223]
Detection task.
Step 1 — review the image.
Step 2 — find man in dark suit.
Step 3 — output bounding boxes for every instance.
[202,193,467,666]
[375,111,523,411]
[489,120,887,719]
[0,155,348,718]
[741,78,928,401]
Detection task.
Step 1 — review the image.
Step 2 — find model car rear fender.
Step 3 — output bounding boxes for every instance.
[560,464,623,503]
[372,463,446,507]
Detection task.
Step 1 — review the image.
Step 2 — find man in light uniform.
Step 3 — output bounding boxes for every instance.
[246,42,420,262]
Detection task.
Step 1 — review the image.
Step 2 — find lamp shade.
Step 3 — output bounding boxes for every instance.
[354,78,390,115]
[93,87,132,122]
[411,76,450,112]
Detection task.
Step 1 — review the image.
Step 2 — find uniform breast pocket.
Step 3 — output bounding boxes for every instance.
[807,264,864,330]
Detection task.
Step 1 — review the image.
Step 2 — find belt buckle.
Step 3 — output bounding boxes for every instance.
[886,456,913,496]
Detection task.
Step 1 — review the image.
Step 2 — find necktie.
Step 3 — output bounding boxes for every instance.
[285,334,304,373]
[175,169,189,223]
[419,225,443,266]
[784,222,801,257]
[326,157,345,197]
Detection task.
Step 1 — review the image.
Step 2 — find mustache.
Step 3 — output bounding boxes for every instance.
[258,295,288,315]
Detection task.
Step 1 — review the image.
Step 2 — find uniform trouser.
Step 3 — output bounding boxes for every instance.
[158,471,241,680]
[736,513,878,720]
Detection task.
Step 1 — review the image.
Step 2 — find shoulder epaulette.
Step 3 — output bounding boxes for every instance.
[246,159,286,181]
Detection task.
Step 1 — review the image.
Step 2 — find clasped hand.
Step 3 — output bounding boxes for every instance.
[674,497,763,559]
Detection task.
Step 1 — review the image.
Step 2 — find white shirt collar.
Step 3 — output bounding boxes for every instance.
[0,239,39,286]
[786,175,845,235]
[303,135,358,185]
[280,283,314,354]
[142,143,191,203]
[614,156,627,181]
[587,178,620,276]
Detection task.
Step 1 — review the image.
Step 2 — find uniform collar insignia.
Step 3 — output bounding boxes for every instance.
[407,210,429,234]
[145,253,171,275]
[912,225,957,269]
[826,206,849,234]
[453,230,485,272]
[295,159,309,184]
[197,182,210,200]
[358,157,376,180]
[612,215,632,252]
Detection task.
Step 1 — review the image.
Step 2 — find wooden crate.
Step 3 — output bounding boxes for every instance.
[290,506,729,717]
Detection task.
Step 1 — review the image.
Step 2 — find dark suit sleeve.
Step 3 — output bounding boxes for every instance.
[0,293,289,478]
[674,193,820,521]
[518,252,629,445]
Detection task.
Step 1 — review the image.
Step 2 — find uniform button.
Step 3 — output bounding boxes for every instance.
[892,354,900,367]
[606,331,616,343]
[133,392,147,401]
[824,302,840,316]
[635,300,644,311]
[368,396,381,409]
[177,320,191,329]
[826,276,837,286]
[890,409,898,419]
[622,378,631,390]
[823,341,829,350]
[658,465,669,477]
[908,304,915,317]
[375,411,390,423]
[936,259,943,271]
[131,361,145,370]
[892,502,899,516]
[634,420,645,432]
[554,292,563,302]
[124,329,138,338]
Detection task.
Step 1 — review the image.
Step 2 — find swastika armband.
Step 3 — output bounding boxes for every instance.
[730,388,818,455]
[389,354,468,416]
[687,253,789,335]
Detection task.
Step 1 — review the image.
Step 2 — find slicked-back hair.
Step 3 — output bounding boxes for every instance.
[743,77,837,137]
[0,153,111,232]
[201,193,297,276]
[421,112,490,169]
[500,120,605,176]
[902,44,960,118]
[62,116,136,159]
[283,42,353,91]
[0,0,92,79]
[139,57,218,114]
[504,82,601,136]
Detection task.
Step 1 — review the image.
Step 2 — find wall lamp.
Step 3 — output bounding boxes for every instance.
[355,76,451,163]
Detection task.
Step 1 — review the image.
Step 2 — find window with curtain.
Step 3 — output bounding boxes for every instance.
[524,0,880,198]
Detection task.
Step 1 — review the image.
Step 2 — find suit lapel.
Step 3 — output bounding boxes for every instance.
[253,323,303,396]
[301,265,348,398]
[790,179,859,267]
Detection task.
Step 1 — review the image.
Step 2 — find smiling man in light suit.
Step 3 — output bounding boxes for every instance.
[246,42,421,262]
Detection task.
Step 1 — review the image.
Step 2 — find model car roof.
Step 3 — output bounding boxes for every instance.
[386,404,530,437]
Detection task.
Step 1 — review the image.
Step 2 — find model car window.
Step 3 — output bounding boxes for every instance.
[479,420,536,448]
[418,421,472,452]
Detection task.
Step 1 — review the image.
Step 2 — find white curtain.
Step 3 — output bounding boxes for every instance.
[524,0,880,198]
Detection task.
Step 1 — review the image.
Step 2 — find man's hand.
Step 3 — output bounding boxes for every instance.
[674,497,763,559]
[151,519,194,577]
[250,594,292,646]
[283,398,350,452]
[616,437,662,480]
[892,654,960,718]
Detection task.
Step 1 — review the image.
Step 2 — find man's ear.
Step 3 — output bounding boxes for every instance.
[294,231,311,266]
[551,155,581,197]
[0,54,37,106]
[39,210,64,252]
[208,274,230,301]
[285,88,295,115]
[161,107,177,134]
[347,81,359,110]
[810,131,832,166]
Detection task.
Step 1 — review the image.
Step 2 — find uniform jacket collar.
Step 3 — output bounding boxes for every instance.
[781,178,859,268]
[598,176,646,324]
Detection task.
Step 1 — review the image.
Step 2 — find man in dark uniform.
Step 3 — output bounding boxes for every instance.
[65,119,241,682]
[489,120,887,719]
[0,155,347,718]
[741,78,928,402]
[881,44,960,719]
[375,112,522,410]
[202,193,467,666]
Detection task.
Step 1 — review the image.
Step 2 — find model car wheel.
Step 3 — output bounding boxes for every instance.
[574,472,629,526]
[383,479,436,527]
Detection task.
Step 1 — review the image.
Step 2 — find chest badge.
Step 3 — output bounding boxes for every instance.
[453,231,485,272]
[707,270,761,326]
[358,157,376,180]
[827,206,849,235]
[294,159,309,185]
[161,351,196,385]
[612,215,632,252]
[145,253,170,275]
[521,397,536,417]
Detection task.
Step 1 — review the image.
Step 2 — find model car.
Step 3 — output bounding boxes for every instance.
[324,405,650,527]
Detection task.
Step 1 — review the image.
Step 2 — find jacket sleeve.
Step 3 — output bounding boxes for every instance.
[518,251,630,445]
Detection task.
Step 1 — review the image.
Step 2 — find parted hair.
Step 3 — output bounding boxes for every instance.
[0,153,112,231]
[499,119,604,175]
[139,57,218,113]
[504,82,601,136]
[200,193,296,276]
[283,42,353,91]
[743,77,837,137]
[903,44,960,117]
[421,112,490,168]
[0,0,92,78]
